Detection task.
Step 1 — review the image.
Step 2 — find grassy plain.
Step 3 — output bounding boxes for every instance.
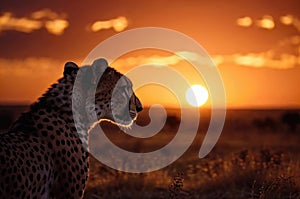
[1,106,299,198]
[83,108,300,199]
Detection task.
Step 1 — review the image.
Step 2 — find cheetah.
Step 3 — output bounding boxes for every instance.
[0,58,143,199]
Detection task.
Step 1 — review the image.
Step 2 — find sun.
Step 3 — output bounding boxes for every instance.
[186,84,209,107]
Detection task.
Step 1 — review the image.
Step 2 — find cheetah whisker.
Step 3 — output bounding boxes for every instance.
[87,116,137,134]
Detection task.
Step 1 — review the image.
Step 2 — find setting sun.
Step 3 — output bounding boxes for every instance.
[185,84,209,107]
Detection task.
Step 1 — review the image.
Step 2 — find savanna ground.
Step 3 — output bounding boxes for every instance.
[1,106,300,198]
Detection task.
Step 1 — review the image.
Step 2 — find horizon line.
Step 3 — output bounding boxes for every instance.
[0,102,299,110]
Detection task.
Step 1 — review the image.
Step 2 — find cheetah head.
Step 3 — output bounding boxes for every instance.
[72,58,143,130]
[93,59,143,127]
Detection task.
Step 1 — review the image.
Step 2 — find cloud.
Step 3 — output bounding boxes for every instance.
[233,52,299,69]
[234,14,300,69]
[0,50,298,81]
[177,51,217,67]
[212,55,225,66]
[30,9,64,20]
[178,51,299,69]
[237,14,300,33]
[111,51,217,69]
[256,15,275,30]
[278,35,300,47]
[215,51,299,69]
[111,51,224,70]
[234,53,265,67]
[0,9,69,35]
[236,15,275,30]
[280,15,300,33]
[0,57,80,103]
[91,16,128,32]
[0,57,67,76]
[112,54,180,68]
[0,12,42,33]
[45,19,69,35]
[280,15,293,25]
[236,16,252,27]
[112,49,299,70]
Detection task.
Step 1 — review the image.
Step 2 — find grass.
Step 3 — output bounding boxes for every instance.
[82,108,300,198]
[83,131,300,199]
[1,106,299,198]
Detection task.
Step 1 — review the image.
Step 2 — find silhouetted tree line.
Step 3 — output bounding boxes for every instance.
[252,111,300,133]
[252,117,278,132]
[281,111,300,132]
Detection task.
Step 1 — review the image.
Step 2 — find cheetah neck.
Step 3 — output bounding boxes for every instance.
[10,74,90,149]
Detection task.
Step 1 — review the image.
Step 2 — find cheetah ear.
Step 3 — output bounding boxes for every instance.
[91,58,108,84]
[64,62,78,77]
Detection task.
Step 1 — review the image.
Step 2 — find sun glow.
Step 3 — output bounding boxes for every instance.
[186,85,209,107]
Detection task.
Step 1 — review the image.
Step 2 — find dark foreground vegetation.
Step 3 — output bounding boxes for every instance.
[1,106,299,198]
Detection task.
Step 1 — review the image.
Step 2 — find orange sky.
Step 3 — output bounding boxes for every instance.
[0,0,299,108]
